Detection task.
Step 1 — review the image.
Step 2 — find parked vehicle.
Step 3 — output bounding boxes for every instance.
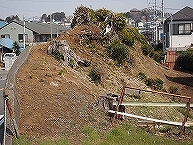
[2,53,17,61]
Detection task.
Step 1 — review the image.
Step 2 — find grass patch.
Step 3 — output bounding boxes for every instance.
[14,125,193,145]
[177,107,193,119]
[82,124,192,145]
[83,126,99,144]
[14,135,32,145]
[38,138,70,145]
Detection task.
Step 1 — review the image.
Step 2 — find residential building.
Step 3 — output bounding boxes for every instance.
[0,21,69,43]
[0,21,7,29]
[164,6,193,50]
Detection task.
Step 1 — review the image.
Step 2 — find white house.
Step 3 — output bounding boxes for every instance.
[0,21,69,43]
[164,6,193,51]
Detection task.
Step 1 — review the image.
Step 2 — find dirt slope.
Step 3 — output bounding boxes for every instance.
[16,24,193,144]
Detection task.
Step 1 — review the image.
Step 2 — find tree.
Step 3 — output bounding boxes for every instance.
[118,26,134,47]
[71,5,90,28]
[95,8,111,23]
[41,14,47,22]
[12,41,21,56]
[112,13,127,32]
[5,15,20,23]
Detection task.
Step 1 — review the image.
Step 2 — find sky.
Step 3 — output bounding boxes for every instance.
[0,0,193,20]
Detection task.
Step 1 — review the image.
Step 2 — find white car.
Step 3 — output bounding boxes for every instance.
[2,53,17,61]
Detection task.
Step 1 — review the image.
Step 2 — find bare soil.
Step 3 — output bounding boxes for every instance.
[16,24,193,144]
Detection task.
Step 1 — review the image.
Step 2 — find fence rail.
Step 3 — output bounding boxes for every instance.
[113,102,193,107]
[111,85,192,138]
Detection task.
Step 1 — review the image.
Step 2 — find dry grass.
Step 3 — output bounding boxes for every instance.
[16,25,193,144]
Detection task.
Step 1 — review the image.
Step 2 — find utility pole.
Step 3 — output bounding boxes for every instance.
[162,0,165,51]
[50,13,53,39]
[23,14,26,50]
[170,14,173,50]
[154,0,157,44]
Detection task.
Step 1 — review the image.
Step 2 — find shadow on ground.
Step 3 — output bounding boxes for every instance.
[165,74,193,87]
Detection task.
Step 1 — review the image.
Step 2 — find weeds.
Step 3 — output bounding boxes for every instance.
[137,72,146,80]
[169,86,179,94]
[68,58,75,68]
[58,68,66,75]
[89,67,103,85]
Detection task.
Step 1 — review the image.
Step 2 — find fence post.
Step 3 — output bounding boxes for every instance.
[112,85,126,125]
[5,95,20,138]
[179,99,191,138]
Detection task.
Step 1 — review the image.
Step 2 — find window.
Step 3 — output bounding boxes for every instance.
[178,23,191,35]
[1,34,10,38]
[18,34,28,42]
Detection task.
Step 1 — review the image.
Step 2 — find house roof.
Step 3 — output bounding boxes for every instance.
[0,21,7,29]
[16,21,69,34]
[166,6,193,21]
[0,21,69,35]
[0,38,14,49]
[0,38,24,51]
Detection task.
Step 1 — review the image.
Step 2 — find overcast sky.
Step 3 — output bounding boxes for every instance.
[0,0,193,20]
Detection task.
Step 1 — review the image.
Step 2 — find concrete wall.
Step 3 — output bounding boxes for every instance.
[0,22,34,43]
[171,34,193,48]
[4,46,32,145]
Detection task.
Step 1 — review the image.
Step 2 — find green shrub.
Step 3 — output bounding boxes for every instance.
[12,41,21,56]
[68,58,75,68]
[176,51,193,72]
[118,27,134,47]
[137,72,146,80]
[145,77,163,91]
[151,50,165,63]
[130,27,147,44]
[89,67,103,85]
[95,8,110,23]
[52,50,64,62]
[107,40,129,65]
[159,126,171,133]
[58,68,66,75]
[145,78,154,88]
[112,13,127,32]
[153,78,163,91]
[168,86,179,94]
[141,44,153,56]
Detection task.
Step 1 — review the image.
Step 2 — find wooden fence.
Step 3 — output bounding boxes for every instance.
[110,86,192,138]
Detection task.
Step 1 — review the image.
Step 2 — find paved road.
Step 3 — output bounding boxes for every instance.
[0,70,8,145]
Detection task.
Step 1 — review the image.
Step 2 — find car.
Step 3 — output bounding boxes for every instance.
[2,53,17,61]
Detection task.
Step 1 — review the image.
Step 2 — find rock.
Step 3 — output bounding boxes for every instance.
[47,40,84,67]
